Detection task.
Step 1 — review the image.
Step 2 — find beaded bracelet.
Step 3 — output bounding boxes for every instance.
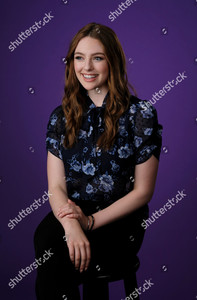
[89,215,95,231]
[86,216,90,231]
[86,215,95,231]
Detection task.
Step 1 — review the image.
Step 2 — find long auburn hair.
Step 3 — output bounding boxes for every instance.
[62,22,137,151]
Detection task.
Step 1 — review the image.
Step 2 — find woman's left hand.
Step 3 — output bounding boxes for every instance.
[57,199,88,231]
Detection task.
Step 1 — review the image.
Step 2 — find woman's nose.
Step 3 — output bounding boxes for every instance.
[84,58,93,71]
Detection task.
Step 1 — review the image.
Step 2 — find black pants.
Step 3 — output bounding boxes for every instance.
[34,207,148,300]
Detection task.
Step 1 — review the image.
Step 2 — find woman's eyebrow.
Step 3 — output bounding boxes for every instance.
[74,52,105,55]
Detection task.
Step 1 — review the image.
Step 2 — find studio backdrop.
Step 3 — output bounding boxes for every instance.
[1,0,197,299]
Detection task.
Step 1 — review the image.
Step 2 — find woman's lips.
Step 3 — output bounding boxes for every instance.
[81,74,98,82]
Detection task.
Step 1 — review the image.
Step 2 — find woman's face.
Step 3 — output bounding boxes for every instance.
[74,36,109,93]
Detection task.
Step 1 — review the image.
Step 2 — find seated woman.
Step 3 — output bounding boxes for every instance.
[34,22,163,300]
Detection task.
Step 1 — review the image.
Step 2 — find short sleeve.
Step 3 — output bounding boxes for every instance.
[133,101,163,165]
[46,105,65,160]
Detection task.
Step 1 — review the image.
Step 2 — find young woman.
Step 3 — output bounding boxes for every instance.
[34,22,163,300]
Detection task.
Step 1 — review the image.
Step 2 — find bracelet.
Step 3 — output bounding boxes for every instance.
[89,215,95,231]
[86,216,90,231]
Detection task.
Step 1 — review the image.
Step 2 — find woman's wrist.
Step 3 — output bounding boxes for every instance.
[61,216,78,230]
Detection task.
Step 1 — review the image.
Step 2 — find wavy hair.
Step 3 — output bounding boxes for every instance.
[62,22,137,151]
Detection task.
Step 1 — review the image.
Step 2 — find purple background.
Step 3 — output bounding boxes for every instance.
[1,0,197,299]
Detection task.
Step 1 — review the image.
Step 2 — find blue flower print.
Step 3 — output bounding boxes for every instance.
[78,129,87,139]
[98,117,102,127]
[82,161,96,176]
[50,114,58,126]
[158,128,163,136]
[65,176,72,183]
[108,145,117,155]
[144,128,153,136]
[110,160,120,172]
[119,116,126,125]
[119,125,128,137]
[140,105,154,118]
[86,183,94,194]
[140,145,157,156]
[83,147,88,153]
[46,137,63,160]
[68,155,81,172]
[87,103,95,113]
[134,136,143,148]
[129,104,137,114]
[71,160,81,172]
[99,174,114,192]
[87,126,93,137]
[118,144,133,158]
[46,137,58,149]
[72,191,80,199]
[61,134,65,144]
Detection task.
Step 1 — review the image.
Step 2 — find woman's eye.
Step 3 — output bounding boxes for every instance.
[94,57,103,61]
[74,56,83,60]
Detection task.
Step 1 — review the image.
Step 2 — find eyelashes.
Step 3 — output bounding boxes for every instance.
[74,56,104,61]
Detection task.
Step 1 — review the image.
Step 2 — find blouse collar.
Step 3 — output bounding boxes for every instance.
[86,91,109,114]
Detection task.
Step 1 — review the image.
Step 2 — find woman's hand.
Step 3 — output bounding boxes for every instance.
[62,218,91,273]
[57,199,88,231]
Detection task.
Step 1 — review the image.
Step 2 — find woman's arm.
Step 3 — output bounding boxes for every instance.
[58,154,159,230]
[47,151,68,222]
[92,154,159,230]
[47,151,91,273]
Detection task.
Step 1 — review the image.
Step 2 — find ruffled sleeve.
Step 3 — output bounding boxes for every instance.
[45,105,65,160]
[132,101,163,165]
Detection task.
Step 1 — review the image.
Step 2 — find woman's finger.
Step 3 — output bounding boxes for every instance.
[74,245,81,270]
[58,212,79,219]
[68,243,75,265]
[79,244,86,273]
[65,214,79,219]
[57,208,76,217]
[85,242,91,271]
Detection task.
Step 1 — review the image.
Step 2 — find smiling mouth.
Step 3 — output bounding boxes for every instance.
[82,74,98,79]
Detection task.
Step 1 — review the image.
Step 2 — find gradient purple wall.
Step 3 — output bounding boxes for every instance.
[1,0,197,299]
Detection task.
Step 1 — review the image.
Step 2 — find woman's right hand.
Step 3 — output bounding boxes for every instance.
[62,218,91,273]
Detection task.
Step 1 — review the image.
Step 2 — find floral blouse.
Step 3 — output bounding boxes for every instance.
[46,92,163,215]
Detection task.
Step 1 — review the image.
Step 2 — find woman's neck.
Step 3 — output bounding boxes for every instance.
[87,86,109,107]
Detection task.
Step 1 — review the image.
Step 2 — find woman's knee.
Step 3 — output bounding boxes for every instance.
[34,211,64,254]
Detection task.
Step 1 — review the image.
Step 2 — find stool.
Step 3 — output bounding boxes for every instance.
[82,256,140,300]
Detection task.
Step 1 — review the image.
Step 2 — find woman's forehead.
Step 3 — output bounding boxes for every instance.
[75,37,105,54]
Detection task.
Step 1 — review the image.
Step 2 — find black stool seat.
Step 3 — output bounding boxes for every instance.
[94,255,140,282]
[82,256,140,300]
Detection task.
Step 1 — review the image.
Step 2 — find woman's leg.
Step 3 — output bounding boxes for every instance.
[34,211,81,300]
[82,208,147,299]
